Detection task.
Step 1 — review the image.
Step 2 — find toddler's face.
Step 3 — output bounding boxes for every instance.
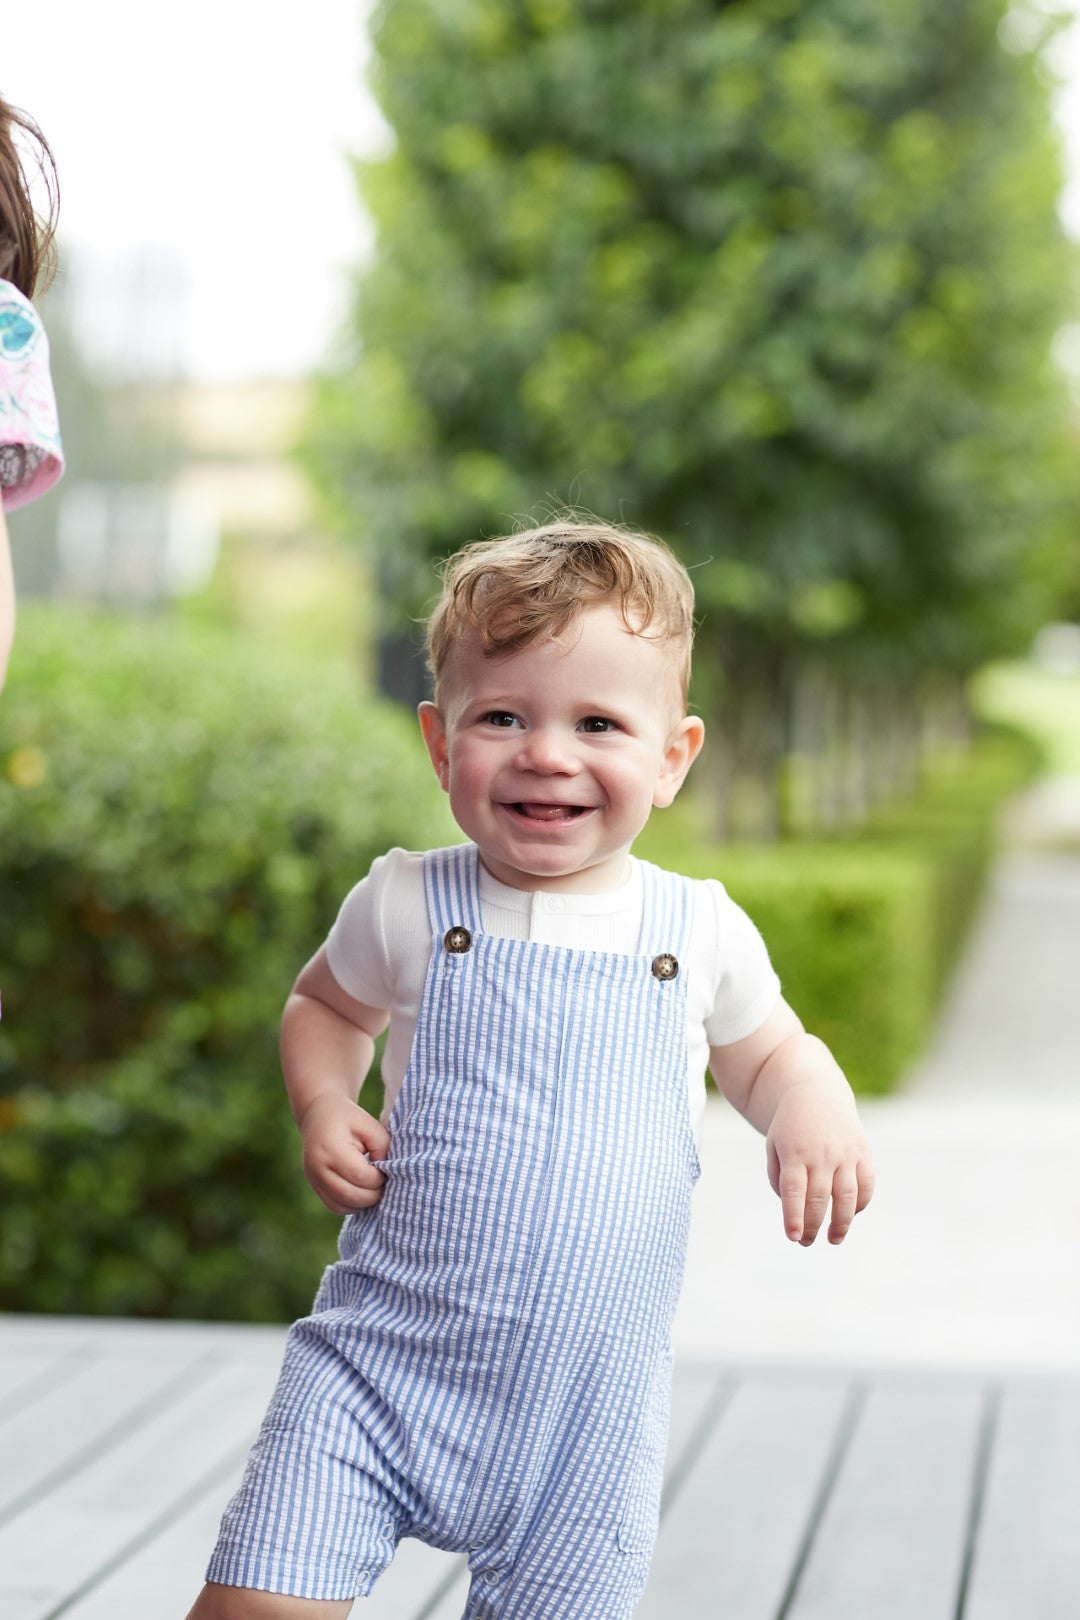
[418,604,703,892]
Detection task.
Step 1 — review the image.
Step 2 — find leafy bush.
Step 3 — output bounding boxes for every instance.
[689,845,935,1095]
[0,606,454,1321]
[638,728,1037,1094]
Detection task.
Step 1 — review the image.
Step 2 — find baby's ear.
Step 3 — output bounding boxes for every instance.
[654,715,705,808]
[418,701,450,791]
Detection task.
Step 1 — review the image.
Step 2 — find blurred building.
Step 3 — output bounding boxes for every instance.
[8,250,328,615]
[9,373,318,610]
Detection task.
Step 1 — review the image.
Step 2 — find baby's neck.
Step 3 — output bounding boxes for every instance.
[477,852,634,896]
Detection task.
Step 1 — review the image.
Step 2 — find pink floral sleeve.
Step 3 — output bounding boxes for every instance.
[1,278,64,512]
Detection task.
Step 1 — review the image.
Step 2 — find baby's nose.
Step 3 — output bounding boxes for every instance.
[516,727,578,772]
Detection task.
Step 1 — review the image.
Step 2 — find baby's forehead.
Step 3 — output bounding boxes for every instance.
[451,606,648,671]
[438,612,685,716]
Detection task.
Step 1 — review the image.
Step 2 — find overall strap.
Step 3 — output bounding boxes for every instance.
[422,843,484,936]
[637,859,695,965]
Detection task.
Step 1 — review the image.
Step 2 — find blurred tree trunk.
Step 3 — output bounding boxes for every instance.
[703,649,790,841]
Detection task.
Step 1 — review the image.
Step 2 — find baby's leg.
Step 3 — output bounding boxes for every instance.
[185,1583,353,1618]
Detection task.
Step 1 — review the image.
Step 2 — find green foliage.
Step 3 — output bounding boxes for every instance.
[637,726,1036,1092]
[0,606,454,1321]
[972,659,1080,774]
[698,845,935,1095]
[306,0,1079,679]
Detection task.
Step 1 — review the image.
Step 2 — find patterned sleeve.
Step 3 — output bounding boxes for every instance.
[1,280,64,512]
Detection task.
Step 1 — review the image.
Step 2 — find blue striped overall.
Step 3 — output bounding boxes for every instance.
[208,845,700,1616]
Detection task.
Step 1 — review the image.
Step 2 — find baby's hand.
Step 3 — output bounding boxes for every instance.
[765,1082,875,1246]
[298,1093,391,1214]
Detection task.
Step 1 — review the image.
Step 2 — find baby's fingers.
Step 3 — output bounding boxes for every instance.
[771,1148,865,1246]
[358,1113,391,1160]
[771,1149,810,1244]
[312,1161,386,1215]
[798,1165,836,1246]
[826,1170,861,1245]
[831,1155,876,1241]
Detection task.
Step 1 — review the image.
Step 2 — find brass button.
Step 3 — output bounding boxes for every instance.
[444,926,473,954]
[651,953,679,981]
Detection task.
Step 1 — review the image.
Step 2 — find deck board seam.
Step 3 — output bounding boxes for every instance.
[658,1371,738,1520]
[0,1351,225,1531]
[0,1344,97,1427]
[773,1380,866,1620]
[952,1384,1001,1620]
[33,1435,254,1620]
[406,1555,470,1620]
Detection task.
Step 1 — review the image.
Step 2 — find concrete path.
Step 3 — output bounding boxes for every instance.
[674,777,1080,1375]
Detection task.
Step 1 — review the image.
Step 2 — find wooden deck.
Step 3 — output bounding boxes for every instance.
[2,1315,1078,1619]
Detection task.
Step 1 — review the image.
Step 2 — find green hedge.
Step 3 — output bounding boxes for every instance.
[0,606,453,1322]
[638,729,1037,1095]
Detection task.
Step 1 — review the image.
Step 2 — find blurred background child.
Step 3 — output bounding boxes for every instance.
[0,94,63,690]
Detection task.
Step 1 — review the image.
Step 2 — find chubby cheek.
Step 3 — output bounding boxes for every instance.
[437,735,488,799]
[609,755,666,808]
[444,756,490,818]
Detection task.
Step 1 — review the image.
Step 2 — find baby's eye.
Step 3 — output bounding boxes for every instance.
[579,715,618,734]
[482,710,522,729]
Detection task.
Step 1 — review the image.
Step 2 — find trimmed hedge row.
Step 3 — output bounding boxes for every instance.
[638,729,1037,1094]
[0,606,454,1321]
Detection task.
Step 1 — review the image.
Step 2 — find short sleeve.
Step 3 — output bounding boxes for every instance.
[701,878,783,1047]
[1,281,64,512]
[325,847,428,1010]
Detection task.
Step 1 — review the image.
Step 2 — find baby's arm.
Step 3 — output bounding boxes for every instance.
[709,999,875,1246]
[281,946,392,1214]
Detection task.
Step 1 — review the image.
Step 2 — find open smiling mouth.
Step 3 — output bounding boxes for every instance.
[509,802,594,822]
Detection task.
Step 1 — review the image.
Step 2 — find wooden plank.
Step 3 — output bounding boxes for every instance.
[393,1557,464,1620]
[51,1456,246,1620]
[8,1346,729,1620]
[363,1540,467,1620]
[62,1451,456,1620]
[0,1347,88,1424]
[11,1320,1079,1620]
[662,1360,732,1506]
[0,1352,210,1521]
[965,1386,1080,1620]
[636,1373,852,1619]
[0,1318,98,1355]
[0,1314,289,1364]
[0,1358,280,1620]
[59,1348,472,1620]
[783,1384,985,1620]
[411,1555,471,1619]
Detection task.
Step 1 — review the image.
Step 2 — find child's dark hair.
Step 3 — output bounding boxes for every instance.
[0,96,59,299]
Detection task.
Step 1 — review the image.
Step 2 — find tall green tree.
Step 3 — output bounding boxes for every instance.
[306,0,1079,831]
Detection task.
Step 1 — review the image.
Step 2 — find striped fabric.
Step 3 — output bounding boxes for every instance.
[208,845,700,1617]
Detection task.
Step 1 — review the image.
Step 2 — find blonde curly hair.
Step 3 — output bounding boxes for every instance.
[427,519,696,708]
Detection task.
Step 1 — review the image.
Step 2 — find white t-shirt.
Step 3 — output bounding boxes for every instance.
[326,847,782,1139]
